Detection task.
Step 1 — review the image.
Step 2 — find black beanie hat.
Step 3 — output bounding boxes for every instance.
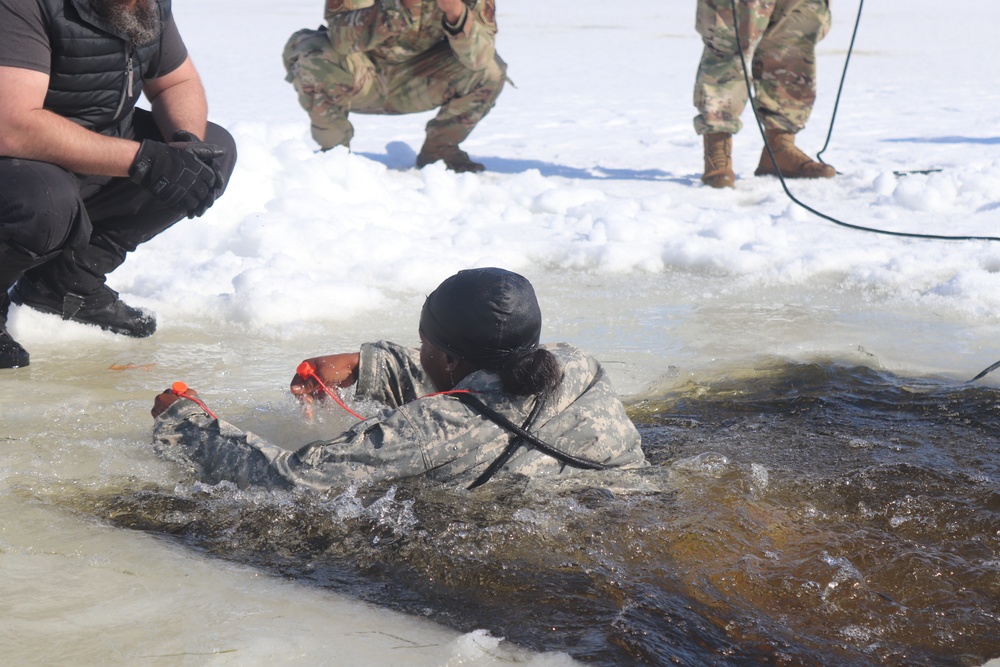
[419,268,542,368]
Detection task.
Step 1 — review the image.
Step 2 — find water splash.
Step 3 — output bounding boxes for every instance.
[45,361,1000,666]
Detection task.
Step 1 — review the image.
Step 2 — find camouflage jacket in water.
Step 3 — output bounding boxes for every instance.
[324,0,498,69]
[152,341,647,491]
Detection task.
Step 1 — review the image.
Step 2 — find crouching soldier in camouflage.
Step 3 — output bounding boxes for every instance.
[694,0,835,188]
[151,268,647,491]
[282,0,507,173]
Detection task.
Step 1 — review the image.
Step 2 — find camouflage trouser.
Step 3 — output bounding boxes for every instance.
[693,0,831,135]
[283,28,507,150]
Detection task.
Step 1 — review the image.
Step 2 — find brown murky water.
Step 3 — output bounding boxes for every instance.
[53,360,1000,666]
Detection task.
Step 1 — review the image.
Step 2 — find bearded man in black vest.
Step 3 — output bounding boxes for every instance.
[0,0,237,368]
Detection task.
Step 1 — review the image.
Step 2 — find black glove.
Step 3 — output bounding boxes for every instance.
[170,130,203,144]
[128,137,225,218]
[169,130,229,218]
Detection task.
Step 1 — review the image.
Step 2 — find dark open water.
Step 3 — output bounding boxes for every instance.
[62,361,999,666]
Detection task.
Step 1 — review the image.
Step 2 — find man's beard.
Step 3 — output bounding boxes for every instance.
[91,0,161,45]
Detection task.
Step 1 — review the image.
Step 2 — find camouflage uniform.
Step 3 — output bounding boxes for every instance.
[153,342,647,491]
[693,0,831,135]
[283,0,506,152]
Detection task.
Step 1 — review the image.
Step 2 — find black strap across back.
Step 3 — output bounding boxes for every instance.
[455,392,610,490]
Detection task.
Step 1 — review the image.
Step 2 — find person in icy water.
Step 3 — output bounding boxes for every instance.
[151,268,647,490]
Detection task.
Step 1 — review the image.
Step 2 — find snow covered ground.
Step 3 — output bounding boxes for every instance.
[12,0,1000,384]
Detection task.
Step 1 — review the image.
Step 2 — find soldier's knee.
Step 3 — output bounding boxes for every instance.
[486,53,508,86]
[459,54,507,99]
[283,27,332,79]
[285,38,367,108]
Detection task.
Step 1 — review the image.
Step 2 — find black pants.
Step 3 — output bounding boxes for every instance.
[0,109,237,296]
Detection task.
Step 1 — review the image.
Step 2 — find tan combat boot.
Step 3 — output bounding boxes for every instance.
[416,143,485,173]
[701,133,735,189]
[755,130,836,179]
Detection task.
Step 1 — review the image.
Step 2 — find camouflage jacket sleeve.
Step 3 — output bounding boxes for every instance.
[152,394,437,491]
[152,401,299,489]
[442,0,499,72]
[354,340,437,408]
[323,0,415,56]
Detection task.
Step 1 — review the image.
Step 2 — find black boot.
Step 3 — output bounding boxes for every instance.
[10,278,156,338]
[0,292,30,369]
[0,242,42,369]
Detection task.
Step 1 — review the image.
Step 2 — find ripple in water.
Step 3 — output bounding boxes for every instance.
[55,361,1000,666]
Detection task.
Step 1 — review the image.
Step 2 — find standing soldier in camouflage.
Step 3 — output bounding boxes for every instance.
[150,268,647,491]
[694,0,835,188]
[283,0,506,173]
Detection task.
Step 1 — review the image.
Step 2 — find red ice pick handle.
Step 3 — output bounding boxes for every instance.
[296,361,364,420]
[169,380,217,418]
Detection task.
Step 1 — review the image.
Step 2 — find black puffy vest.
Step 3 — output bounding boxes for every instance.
[42,0,172,136]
